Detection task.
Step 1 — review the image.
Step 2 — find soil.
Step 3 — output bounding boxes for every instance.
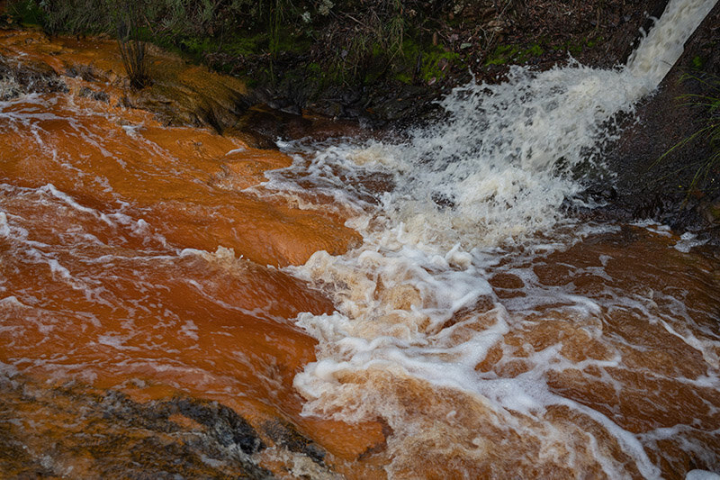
[234,0,676,129]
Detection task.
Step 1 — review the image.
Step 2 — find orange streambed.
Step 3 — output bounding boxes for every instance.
[3,27,720,480]
[0,29,384,477]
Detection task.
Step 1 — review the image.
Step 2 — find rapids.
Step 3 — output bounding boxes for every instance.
[1,0,719,479]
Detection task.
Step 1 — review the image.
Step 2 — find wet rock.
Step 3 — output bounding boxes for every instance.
[233,105,312,143]
[0,375,283,479]
[263,420,326,465]
[229,104,368,144]
[77,86,109,102]
[64,64,101,82]
[0,54,67,98]
[92,90,109,102]
[127,79,250,133]
[371,86,432,123]
[171,397,265,455]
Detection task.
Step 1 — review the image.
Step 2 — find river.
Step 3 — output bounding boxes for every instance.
[1,0,719,478]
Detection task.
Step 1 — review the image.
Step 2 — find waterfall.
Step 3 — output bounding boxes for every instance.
[263,0,720,477]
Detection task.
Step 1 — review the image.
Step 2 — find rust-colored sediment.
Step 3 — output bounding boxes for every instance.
[0,28,383,477]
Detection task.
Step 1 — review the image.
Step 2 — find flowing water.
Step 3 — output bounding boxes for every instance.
[1,0,720,478]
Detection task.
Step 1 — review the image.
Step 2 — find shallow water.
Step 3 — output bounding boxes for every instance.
[1,0,720,478]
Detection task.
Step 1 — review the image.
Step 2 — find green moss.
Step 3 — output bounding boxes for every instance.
[179,36,214,56]
[395,72,412,84]
[485,44,520,65]
[526,44,544,57]
[485,43,544,66]
[563,36,603,57]
[394,38,462,84]
[224,35,266,57]
[691,55,705,70]
[586,36,603,48]
[421,50,461,82]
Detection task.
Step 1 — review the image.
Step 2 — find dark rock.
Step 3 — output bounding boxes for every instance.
[0,54,67,98]
[172,397,265,455]
[0,375,277,479]
[263,420,326,464]
[64,64,101,82]
[92,90,109,102]
[78,86,110,103]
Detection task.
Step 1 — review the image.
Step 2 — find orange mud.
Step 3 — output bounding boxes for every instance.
[0,29,383,477]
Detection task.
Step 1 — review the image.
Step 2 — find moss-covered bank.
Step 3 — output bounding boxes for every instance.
[0,0,679,126]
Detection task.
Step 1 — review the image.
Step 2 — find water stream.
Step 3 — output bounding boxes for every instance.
[1,0,719,478]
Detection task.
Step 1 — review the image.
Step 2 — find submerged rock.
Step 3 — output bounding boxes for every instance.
[0,375,276,479]
[0,374,368,479]
[263,420,326,465]
[0,53,67,99]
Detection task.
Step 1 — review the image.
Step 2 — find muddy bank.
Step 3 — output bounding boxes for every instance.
[245,0,677,130]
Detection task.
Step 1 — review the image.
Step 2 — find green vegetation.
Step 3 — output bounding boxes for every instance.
[399,39,462,84]
[485,43,544,66]
[691,55,705,70]
[116,2,150,89]
[5,0,471,86]
[658,73,720,194]
[6,0,44,26]
[485,44,520,65]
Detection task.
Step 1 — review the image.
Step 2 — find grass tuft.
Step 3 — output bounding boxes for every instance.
[657,72,720,194]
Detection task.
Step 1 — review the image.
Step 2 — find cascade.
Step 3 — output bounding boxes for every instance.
[261,0,720,477]
[0,0,718,478]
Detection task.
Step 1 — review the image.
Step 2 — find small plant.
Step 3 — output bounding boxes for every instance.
[33,0,113,36]
[6,0,46,26]
[116,1,150,90]
[657,72,720,193]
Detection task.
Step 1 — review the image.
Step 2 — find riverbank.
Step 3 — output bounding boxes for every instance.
[3,0,718,240]
[0,0,677,126]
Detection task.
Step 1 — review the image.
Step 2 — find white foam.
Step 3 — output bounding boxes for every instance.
[687,470,720,480]
[0,211,11,237]
[675,231,707,252]
[0,296,29,309]
[180,319,199,341]
[280,0,719,476]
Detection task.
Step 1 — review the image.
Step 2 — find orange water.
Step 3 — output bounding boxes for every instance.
[1,29,720,479]
[0,29,383,477]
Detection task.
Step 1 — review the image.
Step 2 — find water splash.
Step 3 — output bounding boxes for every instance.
[269,0,720,477]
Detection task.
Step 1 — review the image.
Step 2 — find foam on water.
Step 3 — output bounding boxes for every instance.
[259,0,720,476]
